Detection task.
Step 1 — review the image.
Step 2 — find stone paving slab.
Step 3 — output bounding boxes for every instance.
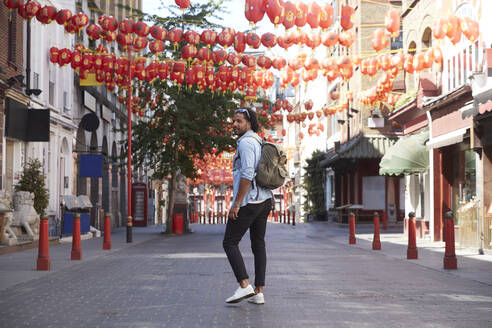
[0,223,491,328]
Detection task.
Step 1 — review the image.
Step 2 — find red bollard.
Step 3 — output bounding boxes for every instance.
[37,216,50,270]
[372,212,381,250]
[349,212,356,244]
[287,210,291,225]
[443,211,457,269]
[173,213,183,235]
[71,213,82,260]
[103,213,111,250]
[381,210,387,230]
[292,212,296,226]
[407,212,418,259]
[274,211,279,223]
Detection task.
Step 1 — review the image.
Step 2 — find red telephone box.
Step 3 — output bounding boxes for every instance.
[132,183,148,227]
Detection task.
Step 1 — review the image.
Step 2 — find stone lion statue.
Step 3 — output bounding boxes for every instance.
[11,191,40,241]
[0,191,17,246]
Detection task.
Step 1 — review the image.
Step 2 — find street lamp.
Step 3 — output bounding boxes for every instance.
[126,48,134,243]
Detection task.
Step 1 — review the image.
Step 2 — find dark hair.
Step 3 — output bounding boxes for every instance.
[237,108,259,133]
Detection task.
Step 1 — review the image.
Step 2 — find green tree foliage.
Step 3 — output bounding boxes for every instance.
[14,159,49,215]
[123,1,269,232]
[302,151,326,220]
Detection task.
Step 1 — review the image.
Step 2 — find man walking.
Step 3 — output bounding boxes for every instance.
[223,108,272,305]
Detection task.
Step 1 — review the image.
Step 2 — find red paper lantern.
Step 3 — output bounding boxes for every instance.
[55,9,72,25]
[330,90,339,100]
[133,36,148,50]
[19,1,41,20]
[158,61,169,80]
[81,53,93,70]
[322,31,338,48]
[224,53,238,66]
[245,0,265,25]
[246,32,261,49]
[4,0,20,10]
[432,17,449,40]
[234,32,246,53]
[70,50,82,69]
[197,47,212,62]
[432,47,443,65]
[403,55,414,74]
[282,1,296,30]
[257,55,272,69]
[93,55,103,70]
[119,19,135,34]
[272,57,287,70]
[295,1,308,28]
[265,0,284,26]
[261,32,277,48]
[339,30,355,48]
[340,5,354,31]
[447,15,462,44]
[133,21,150,37]
[86,24,102,40]
[305,33,321,50]
[100,15,119,32]
[150,25,167,40]
[319,4,334,30]
[181,44,197,61]
[149,40,165,54]
[175,0,190,10]
[307,2,321,29]
[58,48,71,66]
[36,5,57,24]
[218,28,234,48]
[167,28,184,46]
[212,49,227,64]
[116,32,133,47]
[242,55,257,68]
[372,28,389,52]
[201,29,217,47]
[461,17,479,43]
[49,47,59,64]
[385,9,400,38]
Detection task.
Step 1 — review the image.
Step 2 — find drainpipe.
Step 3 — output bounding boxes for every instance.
[426,110,435,241]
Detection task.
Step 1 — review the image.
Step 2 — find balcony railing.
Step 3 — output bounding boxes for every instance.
[442,40,483,94]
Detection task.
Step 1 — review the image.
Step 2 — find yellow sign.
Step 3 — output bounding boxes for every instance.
[79,72,103,86]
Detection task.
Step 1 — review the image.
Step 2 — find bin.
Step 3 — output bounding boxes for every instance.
[61,195,93,236]
[172,213,183,235]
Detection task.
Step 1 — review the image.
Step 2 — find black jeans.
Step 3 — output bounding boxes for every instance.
[223,198,272,287]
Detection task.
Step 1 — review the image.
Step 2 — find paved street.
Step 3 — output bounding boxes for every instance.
[1,223,492,328]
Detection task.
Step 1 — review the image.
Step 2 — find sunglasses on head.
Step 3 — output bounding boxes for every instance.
[235,108,251,120]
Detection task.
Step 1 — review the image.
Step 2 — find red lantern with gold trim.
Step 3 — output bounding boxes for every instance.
[212,49,227,64]
[234,32,246,53]
[261,32,277,48]
[227,52,241,66]
[150,25,167,40]
[73,13,89,33]
[181,44,197,61]
[339,30,354,48]
[158,61,169,80]
[432,17,449,40]
[244,33,260,50]
[278,35,294,50]
[101,15,118,32]
[70,50,82,69]
[282,1,296,30]
[19,1,41,20]
[86,24,102,40]
[58,48,71,67]
[385,9,400,38]
[322,31,338,48]
[245,0,265,25]
[307,2,321,29]
[36,5,57,24]
[201,30,217,47]
[49,47,59,64]
[119,19,135,34]
[257,55,272,69]
[340,5,354,31]
[133,21,150,37]
[133,36,148,51]
[372,28,389,52]
[149,40,165,54]
[265,0,284,26]
[197,47,212,63]
[55,9,72,25]
[319,4,334,30]
[272,57,287,70]
[4,0,21,11]
[295,1,308,28]
[218,28,234,47]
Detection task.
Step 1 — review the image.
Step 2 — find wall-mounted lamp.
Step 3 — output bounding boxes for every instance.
[337,119,346,125]
[26,88,42,96]
[350,108,359,113]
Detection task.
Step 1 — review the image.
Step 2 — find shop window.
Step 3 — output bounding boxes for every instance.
[452,149,476,223]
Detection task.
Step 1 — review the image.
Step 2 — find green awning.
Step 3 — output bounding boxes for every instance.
[379,131,429,176]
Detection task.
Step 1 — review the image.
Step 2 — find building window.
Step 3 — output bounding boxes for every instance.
[33,72,39,90]
[63,91,70,111]
[8,14,17,64]
[49,68,55,106]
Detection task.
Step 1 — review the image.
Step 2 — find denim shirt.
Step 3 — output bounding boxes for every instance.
[232,130,272,207]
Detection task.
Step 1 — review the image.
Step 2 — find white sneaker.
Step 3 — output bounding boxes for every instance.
[225,285,255,304]
[247,292,265,304]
